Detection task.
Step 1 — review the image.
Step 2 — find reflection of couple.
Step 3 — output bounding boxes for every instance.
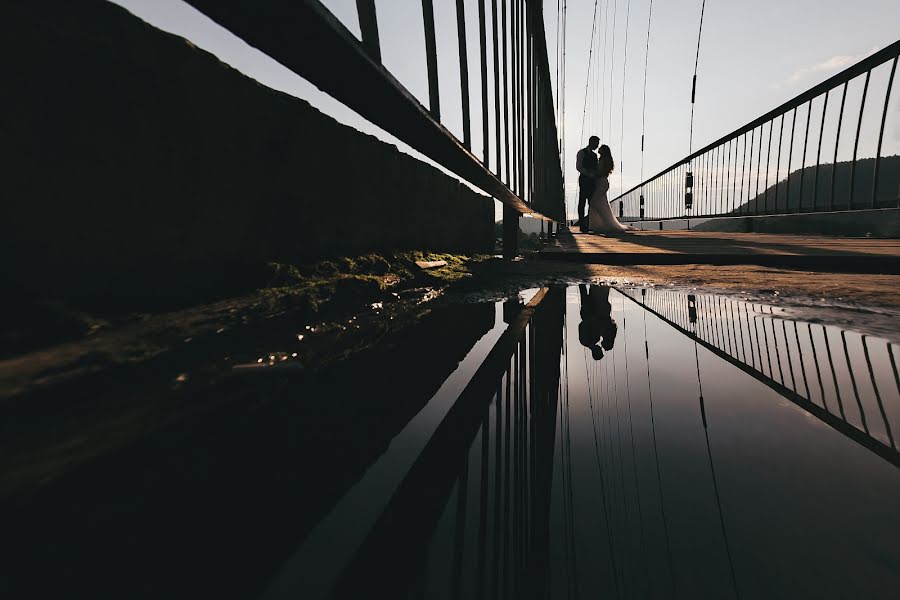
[576,136,632,233]
[578,284,617,360]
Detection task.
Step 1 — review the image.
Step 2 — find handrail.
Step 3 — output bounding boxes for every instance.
[184,0,566,244]
[614,38,900,220]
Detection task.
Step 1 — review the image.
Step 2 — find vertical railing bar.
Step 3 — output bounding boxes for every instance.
[791,321,812,402]
[726,140,733,213]
[456,0,472,149]
[889,343,900,398]
[823,327,848,420]
[849,69,871,208]
[519,0,526,198]
[719,146,725,215]
[862,336,896,449]
[740,133,748,215]
[786,108,796,212]
[873,56,898,208]
[491,0,502,180]
[355,0,382,62]
[755,123,764,215]
[807,325,829,411]
[799,100,812,213]
[527,8,533,204]
[422,0,441,120]
[764,120,774,214]
[780,320,797,391]
[747,128,755,215]
[502,0,511,185]
[830,81,849,212]
[510,0,519,194]
[728,140,737,214]
[774,114,784,213]
[475,410,488,596]
[814,91,829,212]
[717,144,723,215]
[450,453,468,598]
[841,330,870,434]
[769,317,786,385]
[478,0,490,169]
[733,136,740,213]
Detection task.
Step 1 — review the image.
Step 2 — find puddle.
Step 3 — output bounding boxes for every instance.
[1,285,899,599]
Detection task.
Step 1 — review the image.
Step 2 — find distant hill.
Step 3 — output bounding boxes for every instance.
[731,155,900,214]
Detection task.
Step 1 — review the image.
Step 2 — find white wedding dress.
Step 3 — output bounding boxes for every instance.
[588,173,630,233]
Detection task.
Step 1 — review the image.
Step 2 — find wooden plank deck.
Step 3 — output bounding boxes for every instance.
[537,229,900,273]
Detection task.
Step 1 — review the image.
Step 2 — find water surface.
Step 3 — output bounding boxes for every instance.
[2,285,899,599]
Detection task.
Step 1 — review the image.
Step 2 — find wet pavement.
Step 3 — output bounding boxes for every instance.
[1,285,899,599]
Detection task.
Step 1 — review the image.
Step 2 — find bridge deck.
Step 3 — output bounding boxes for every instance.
[538,229,900,273]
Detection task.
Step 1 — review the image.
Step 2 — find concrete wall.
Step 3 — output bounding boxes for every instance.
[1,1,494,310]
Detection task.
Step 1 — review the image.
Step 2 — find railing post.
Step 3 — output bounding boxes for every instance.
[503,204,519,258]
[455,0,472,149]
[849,69,871,208]
[421,0,440,120]
[355,0,381,62]
[873,56,898,208]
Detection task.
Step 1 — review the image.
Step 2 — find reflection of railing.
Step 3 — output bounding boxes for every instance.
[184,0,565,256]
[613,39,900,221]
[621,288,900,469]
[331,288,565,598]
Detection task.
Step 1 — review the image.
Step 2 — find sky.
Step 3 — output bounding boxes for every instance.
[110,0,900,220]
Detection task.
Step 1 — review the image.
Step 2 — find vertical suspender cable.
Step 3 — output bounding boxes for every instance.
[618,0,631,201]
[599,0,610,139]
[639,0,653,217]
[687,0,707,158]
[579,0,602,144]
[607,0,618,139]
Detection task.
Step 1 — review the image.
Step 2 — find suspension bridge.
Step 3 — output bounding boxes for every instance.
[180,0,900,268]
[3,1,900,598]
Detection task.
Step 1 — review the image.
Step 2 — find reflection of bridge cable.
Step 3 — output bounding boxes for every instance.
[640,296,675,594]
[609,311,632,593]
[691,314,741,599]
[620,292,648,592]
[583,346,621,600]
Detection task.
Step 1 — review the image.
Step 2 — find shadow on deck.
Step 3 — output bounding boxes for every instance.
[538,229,900,274]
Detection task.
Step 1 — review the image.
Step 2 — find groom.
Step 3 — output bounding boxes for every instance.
[575,135,600,232]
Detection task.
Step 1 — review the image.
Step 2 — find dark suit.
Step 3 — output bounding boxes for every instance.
[576,148,599,228]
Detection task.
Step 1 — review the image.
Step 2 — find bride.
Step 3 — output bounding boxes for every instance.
[588,145,632,233]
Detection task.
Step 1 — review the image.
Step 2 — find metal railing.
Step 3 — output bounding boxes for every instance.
[613,39,900,222]
[621,287,900,469]
[184,0,565,255]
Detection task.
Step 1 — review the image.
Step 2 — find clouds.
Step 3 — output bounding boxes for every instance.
[788,46,880,83]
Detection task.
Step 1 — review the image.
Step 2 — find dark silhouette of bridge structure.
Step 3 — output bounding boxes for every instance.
[179,0,900,260]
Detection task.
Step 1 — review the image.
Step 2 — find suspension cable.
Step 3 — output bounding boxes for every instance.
[639,0,653,185]
[579,0,602,144]
[687,0,708,158]
[599,0,611,139]
[607,0,618,139]
[618,0,631,198]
